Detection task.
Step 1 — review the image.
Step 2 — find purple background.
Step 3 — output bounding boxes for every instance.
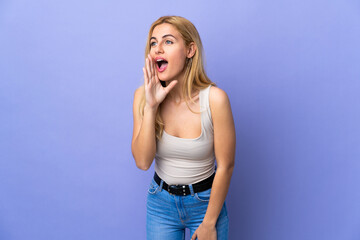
[1,0,360,239]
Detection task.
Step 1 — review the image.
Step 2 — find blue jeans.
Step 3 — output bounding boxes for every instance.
[146,177,229,240]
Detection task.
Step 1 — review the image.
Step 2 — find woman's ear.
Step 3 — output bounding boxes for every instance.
[187,42,197,58]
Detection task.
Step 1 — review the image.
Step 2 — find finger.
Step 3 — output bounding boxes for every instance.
[150,55,156,84]
[164,80,178,94]
[143,67,148,86]
[145,58,151,86]
[191,232,197,240]
[149,55,154,77]
[146,57,152,83]
[147,55,154,84]
[151,56,156,77]
[154,70,160,83]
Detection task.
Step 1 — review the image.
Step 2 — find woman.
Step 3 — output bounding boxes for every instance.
[131,16,235,240]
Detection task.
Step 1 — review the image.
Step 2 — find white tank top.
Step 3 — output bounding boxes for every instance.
[154,85,215,185]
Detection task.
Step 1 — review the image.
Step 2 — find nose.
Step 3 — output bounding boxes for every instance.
[155,43,164,54]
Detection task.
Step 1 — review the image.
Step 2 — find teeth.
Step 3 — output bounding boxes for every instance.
[157,59,165,62]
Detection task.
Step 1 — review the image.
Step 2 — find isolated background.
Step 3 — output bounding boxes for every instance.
[1,0,359,239]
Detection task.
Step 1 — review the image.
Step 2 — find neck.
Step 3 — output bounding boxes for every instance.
[165,81,199,105]
[166,80,184,104]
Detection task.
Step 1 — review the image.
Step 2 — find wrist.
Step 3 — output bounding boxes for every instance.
[202,218,216,228]
[144,103,158,112]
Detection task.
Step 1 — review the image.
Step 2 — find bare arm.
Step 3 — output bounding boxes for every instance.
[131,54,178,170]
[203,87,235,225]
[131,87,158,170]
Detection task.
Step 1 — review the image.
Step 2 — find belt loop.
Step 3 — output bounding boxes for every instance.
[159,180,164,192]
[189,184,194,196]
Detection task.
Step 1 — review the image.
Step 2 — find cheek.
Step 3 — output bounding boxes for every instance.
[169,51,187,69]
[149,49,156,57]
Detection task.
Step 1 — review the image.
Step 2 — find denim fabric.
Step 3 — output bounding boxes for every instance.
[146,177,229,240]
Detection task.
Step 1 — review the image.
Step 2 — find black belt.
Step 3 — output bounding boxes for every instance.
[154,172,215,196]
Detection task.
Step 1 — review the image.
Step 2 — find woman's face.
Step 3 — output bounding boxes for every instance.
[149,23,188,82]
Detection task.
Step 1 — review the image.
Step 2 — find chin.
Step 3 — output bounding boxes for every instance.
[157,71,180,82]
[157,74,171,82]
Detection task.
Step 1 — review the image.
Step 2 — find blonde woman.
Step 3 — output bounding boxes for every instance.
[132,16,235,240]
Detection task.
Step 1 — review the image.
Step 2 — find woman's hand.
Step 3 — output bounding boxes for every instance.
[191,222,217,240]
[143,54,178,109]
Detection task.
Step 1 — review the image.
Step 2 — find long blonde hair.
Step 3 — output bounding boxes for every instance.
[139,16,216,140]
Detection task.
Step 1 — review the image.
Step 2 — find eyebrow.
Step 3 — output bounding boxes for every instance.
[150,34,177,41]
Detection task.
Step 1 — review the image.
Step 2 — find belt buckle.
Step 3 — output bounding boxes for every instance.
[168,184,187,196]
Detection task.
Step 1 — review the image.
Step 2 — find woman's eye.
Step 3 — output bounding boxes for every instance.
[165,40,173,44]
[150,42,157,47]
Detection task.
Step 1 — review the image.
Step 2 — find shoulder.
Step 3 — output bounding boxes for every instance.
[133,85,144,103]
[134,85,144,98]
[209,86,231,110]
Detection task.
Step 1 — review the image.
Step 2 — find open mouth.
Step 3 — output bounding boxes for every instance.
[156,59,168,72]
